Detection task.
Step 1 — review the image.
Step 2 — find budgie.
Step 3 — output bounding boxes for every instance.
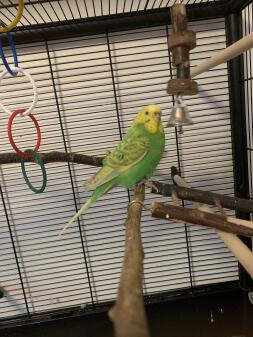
[60,105,165,235]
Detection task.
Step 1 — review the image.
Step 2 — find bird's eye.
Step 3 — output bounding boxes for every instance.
[145,111,149,115]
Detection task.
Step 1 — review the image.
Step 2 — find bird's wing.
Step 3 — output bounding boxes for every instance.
[85,134,150,191]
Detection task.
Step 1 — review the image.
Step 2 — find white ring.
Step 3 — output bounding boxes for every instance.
[0,66,38,116]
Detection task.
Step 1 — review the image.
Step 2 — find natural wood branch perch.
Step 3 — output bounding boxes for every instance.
[151,202,253,237]
[170,166,253,280]
[0,151,104,167]
[198,204,253,279]
[109,184,150,337]
[151,180,253,214]
[2,151,253,215]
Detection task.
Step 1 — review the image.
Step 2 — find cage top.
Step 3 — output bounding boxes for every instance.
[0,0,248,45]
[0,0,233,29]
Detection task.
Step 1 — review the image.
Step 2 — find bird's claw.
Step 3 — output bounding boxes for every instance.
[138,179,159,193]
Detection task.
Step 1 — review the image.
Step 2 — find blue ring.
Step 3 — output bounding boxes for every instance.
[0,21,18,76]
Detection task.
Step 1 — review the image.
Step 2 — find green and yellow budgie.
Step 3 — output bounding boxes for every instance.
[60,105,165,235]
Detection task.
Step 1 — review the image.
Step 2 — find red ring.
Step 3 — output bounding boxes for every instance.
[8,108,41,158]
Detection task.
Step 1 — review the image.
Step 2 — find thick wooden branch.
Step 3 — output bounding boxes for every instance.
[2,151,253,215]
[170,166,253,280]
[199,204,253,279]
[109,184,150,337]
[151,202,253,237]
[151,180,253,214]
[0,151,104,167]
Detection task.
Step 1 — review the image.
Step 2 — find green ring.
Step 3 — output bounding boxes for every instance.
[20,149,47,193]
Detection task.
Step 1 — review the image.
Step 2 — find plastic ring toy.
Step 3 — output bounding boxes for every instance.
[8,109,41,158]
[20,149,47,194]
[0,31,19,76]
[0,0,24,33]
[0,67,38,116]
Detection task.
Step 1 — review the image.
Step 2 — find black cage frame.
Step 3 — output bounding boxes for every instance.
[0,1,252,45]
[0,0,253,329]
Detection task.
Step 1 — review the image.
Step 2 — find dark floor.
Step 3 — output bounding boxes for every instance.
[1,289,253,337]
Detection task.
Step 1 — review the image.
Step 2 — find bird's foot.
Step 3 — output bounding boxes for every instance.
[138,179,159,193]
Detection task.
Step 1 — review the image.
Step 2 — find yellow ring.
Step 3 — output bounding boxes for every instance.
[0,0,24,33]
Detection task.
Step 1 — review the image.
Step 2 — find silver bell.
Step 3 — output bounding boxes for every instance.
[167,96,194,128]
[167,105,194,127]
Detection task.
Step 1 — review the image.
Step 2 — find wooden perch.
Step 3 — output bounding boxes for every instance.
[0,151,104,167]
[109,184,150,337]
[191,32,253,77]
[198,204,253,279]
[170,166,253,280]
[151,180,253,214]
[151,202,253,237]
[2,151,253,214]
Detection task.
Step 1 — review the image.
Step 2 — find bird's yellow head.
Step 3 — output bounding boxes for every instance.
[134,105,163,134]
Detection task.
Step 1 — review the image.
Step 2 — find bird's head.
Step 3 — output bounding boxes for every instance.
[133,105,163,134]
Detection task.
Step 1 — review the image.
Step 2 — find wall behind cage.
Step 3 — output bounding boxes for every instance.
[0,17,239,320]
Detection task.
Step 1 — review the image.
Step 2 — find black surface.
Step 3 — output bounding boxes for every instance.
[226,11,250,212]
[1,289,253,337]
[229,0,253,12]
[226,13,253,289]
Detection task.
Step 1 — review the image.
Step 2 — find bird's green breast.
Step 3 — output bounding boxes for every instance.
[117,126,165,188]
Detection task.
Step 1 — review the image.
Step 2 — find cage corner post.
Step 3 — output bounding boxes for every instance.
[225,10,253,290]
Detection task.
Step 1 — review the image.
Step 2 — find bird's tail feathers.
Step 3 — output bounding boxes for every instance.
[59,198,93,236]
[59,181,114,236]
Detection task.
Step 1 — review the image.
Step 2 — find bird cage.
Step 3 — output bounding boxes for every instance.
[0,0,253,336]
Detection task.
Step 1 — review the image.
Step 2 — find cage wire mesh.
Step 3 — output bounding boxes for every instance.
[0,1,229,27]
[0,0,249,325]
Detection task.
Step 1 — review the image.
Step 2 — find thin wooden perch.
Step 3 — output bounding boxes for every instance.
[199,204,253,279]
[151,202,253,237]
[170,166,253,279]
[191,32,253,77]
[0,151,104,166]
[151,180,253,214]
[2,151,253,215]
[109,184,150,337]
